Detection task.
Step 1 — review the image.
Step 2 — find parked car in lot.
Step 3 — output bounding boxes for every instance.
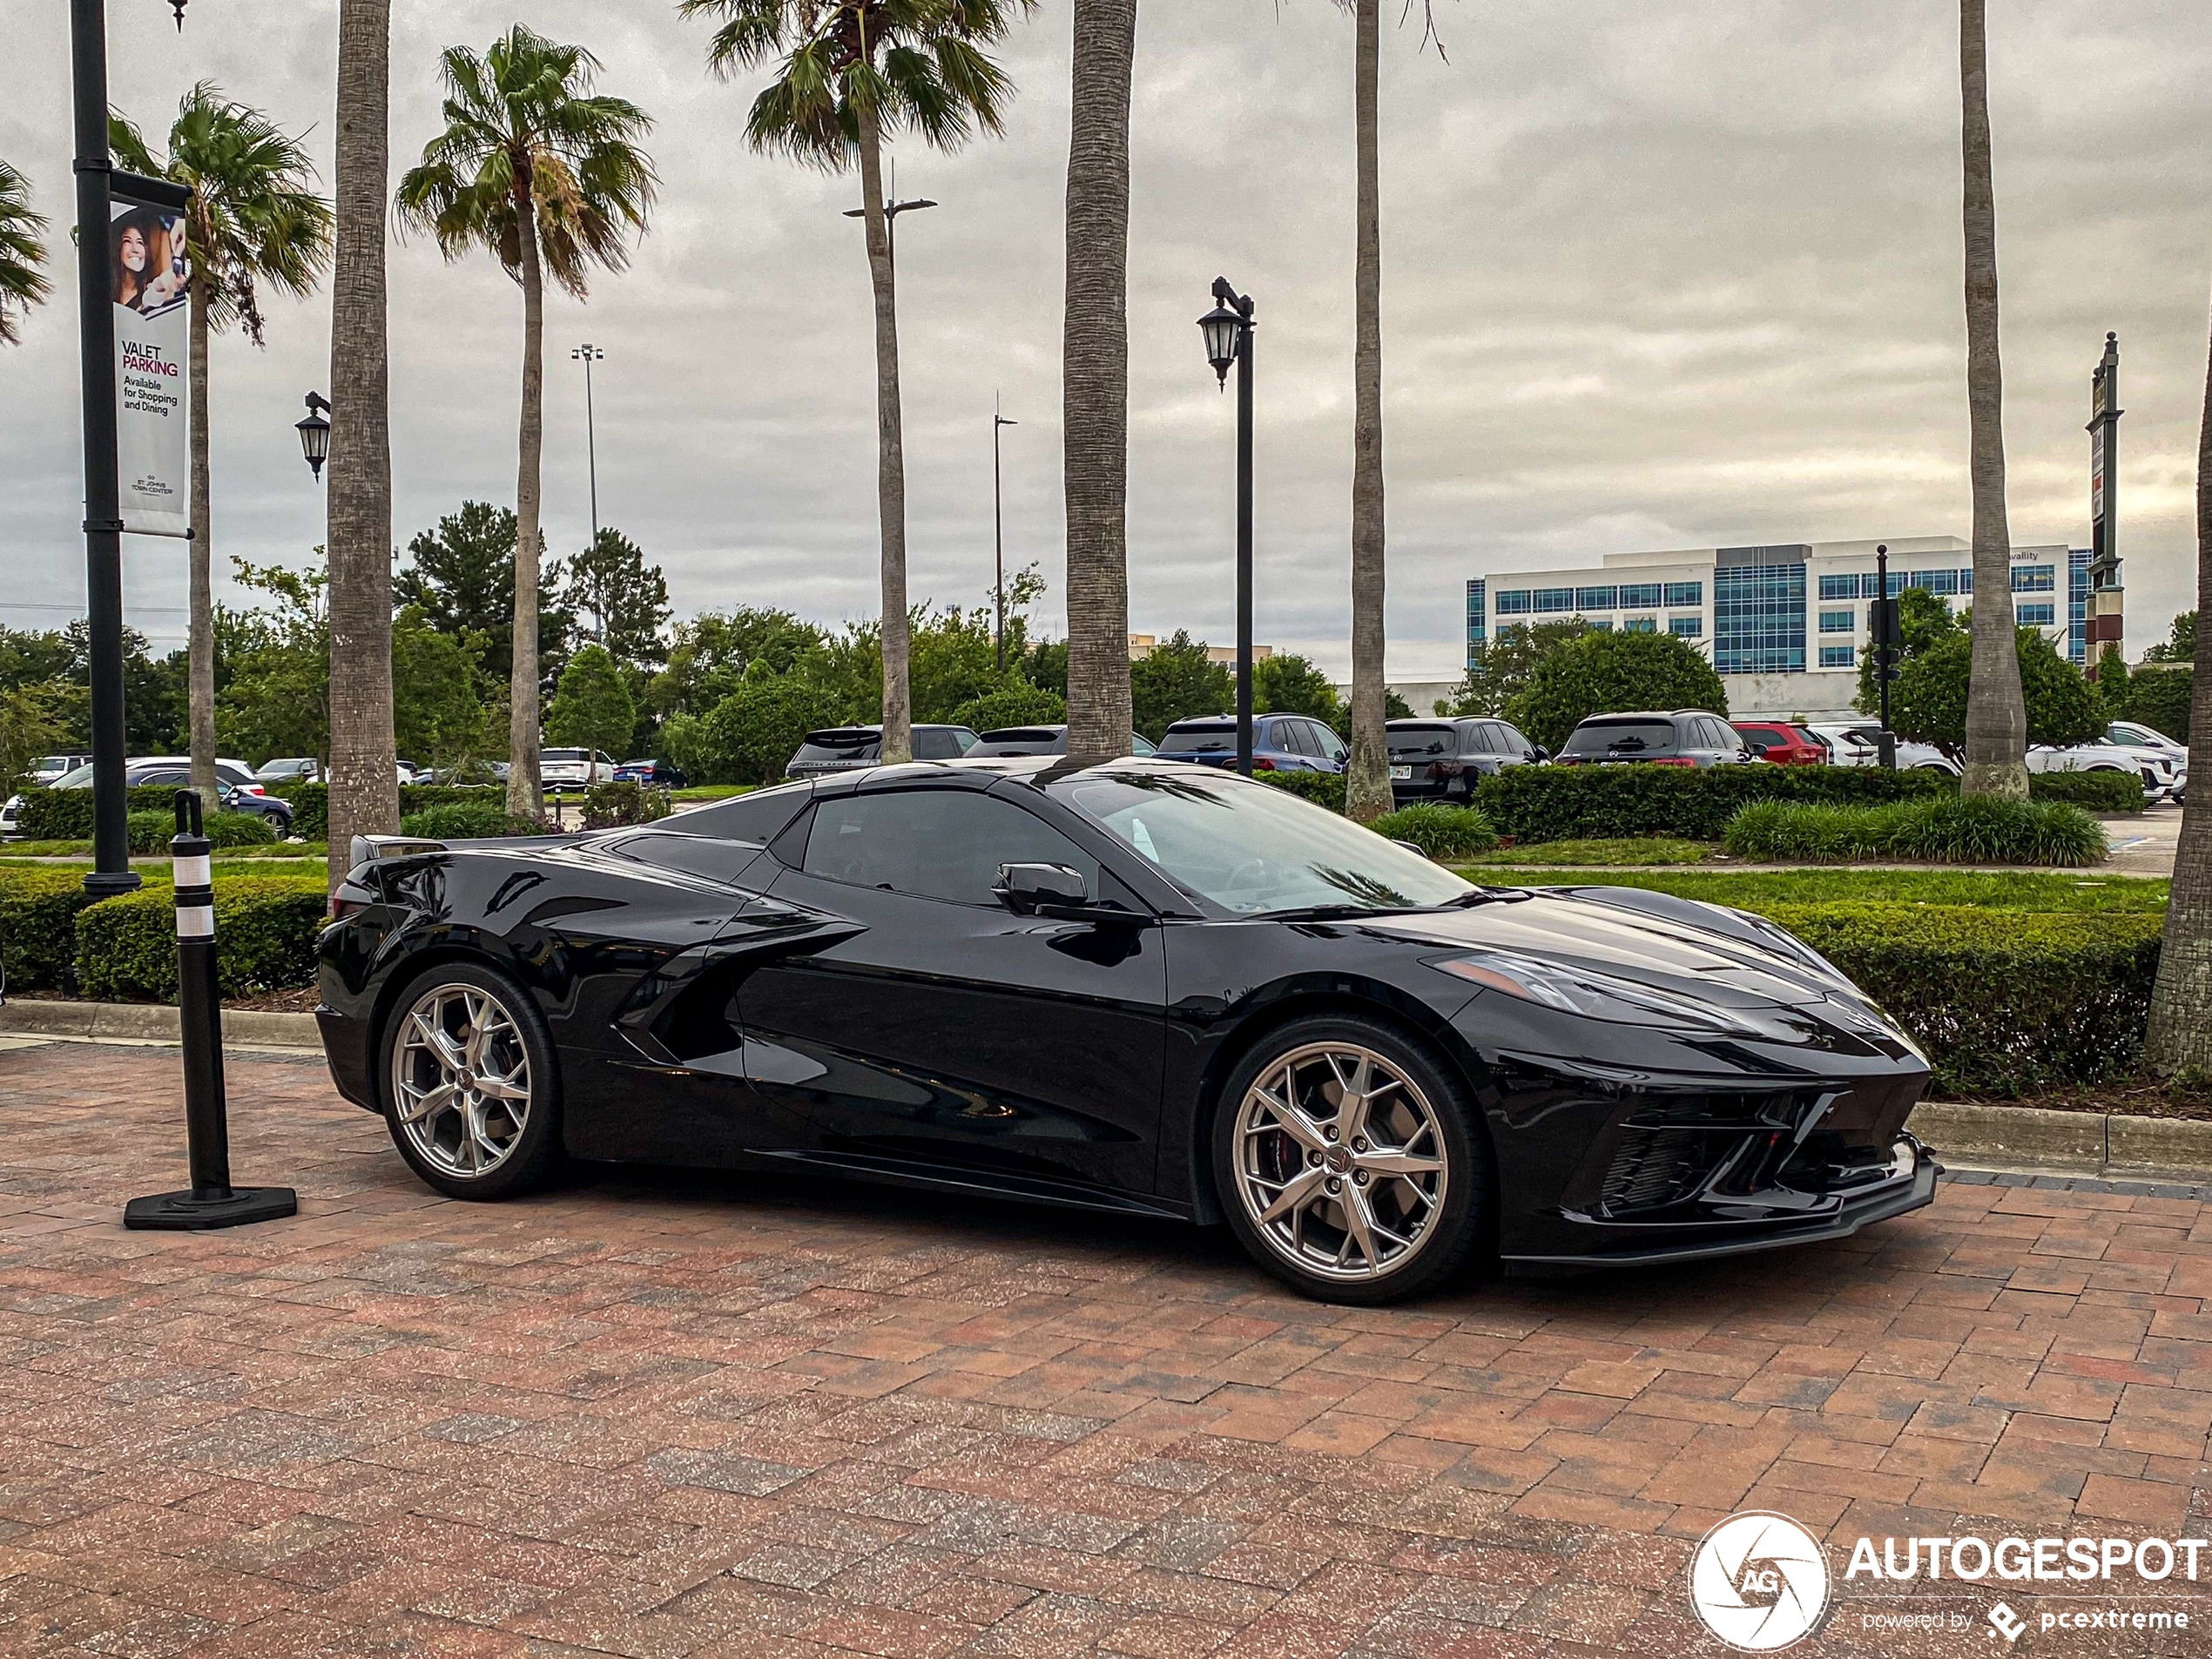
[2104,721,2188,803]
[1801,722,1962,777]
[2029,739,2183,804]
[29,753,94,786]
[969,725,1157,758]
[1555,711,1748,767]
[786,725,982,779]
[3,757,293,838]
[1384,718,1541,805]
[613,759,687,788]
[256,757,320,785]
[540,749,617,792]
[1731,721,1826,765]
[323,756,1936,1302]
[421,760,509,786]
[1156,714,1348,772]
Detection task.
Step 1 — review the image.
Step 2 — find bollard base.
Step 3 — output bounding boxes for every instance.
[124,1186,298,1231]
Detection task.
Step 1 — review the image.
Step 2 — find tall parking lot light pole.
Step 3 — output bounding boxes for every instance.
[1873,543,1898,770]
[994,396,1016,671]
[573,344,604,547]
[1198,278,1257,777]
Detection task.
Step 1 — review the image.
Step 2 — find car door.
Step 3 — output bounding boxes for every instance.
[738,780,1169,1199]
[1311,720,1350,773]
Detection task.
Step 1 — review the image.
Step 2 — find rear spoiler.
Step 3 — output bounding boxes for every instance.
[350,834,447,867]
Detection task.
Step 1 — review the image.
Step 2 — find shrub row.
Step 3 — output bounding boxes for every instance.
[399,801,547,840]
[125,810,274,854]
[1471,763,1953,843]
[15,786,204,841]
[1256,770,1347,812]
[0,869,101,992]
[1723,797,2107,867]
[73,875,330,1001]
[1767,902,2163,1096]
[2027,770,2148,813]
[583,780,673,828]
[266,783,497,841]
[1370,804,1499,860]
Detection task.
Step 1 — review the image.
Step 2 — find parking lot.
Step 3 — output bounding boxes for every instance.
[3,1041,2211,1656]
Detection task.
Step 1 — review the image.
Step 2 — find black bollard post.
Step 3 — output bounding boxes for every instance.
[123,792,298,1230]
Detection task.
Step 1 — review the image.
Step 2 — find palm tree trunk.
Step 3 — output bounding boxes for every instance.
[508,170,546,819]
[2143,307,2212,1075]
[1958,0,2028,799]
[185,272,219,812]
[855,102,910,765]
[324,0,398,887]
[1062,0,1137,767]
[1345,0,1391,823]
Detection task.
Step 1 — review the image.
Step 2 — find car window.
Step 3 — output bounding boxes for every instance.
[603,831,766,887]
[1278,719,1315,758]
[676,782,813,844]
[543,750,586,762]
[1562,720,1676,758]
[913,728,963,761]
[1315,723,1348,761]
[1497,725,1533,756]
[1387,724,1455,759]
[802,788,1098,907]
[1162,722,1237,753]
[1465,725,1497,755]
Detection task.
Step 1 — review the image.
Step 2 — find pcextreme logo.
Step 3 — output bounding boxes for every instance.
[1688,1511,1831,1651]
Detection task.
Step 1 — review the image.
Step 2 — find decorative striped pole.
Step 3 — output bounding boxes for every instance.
[124,792,297,1229]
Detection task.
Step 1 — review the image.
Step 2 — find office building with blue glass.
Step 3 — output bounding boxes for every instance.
[1466,536,2101,719]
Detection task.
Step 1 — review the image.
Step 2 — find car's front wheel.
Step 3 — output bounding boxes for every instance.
[379,961,563,1200]
[1213,1016,1489,1304]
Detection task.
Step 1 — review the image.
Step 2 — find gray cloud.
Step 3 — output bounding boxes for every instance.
[3,0,2206,675]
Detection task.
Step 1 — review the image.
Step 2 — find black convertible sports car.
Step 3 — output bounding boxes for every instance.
[316,758,1937,1303]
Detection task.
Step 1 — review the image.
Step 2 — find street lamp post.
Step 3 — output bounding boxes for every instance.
[843,195,938,264]
[1197,277,1257,777]
[71,0,192,899]
[573,343,603,548]
[295,391,331,480]
[994,396,1016,671]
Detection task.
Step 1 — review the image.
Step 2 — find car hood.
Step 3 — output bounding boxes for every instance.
[1357,888,1858,1014]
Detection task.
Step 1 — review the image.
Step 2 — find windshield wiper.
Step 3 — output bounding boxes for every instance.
[1263,903,1426,921]
[1442,887,1533,907]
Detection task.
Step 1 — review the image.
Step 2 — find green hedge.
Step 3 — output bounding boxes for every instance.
[1769,902,2163,1096]
[399,801,544,840]
[125,810,275,854]
[74,875,329,1002]
[1723,796,2106,867]
[1473,764,1953,843]
[1256,770,1348,813]
[0,868,101,993]
[15,786,198,841]
[2028,770,2147,813]
[1371,804,1498,860]
[265,782,500,841]
[583,780,672,829]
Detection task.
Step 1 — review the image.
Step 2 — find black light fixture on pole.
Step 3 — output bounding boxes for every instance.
[1871,543,1899,770]
[1197,276,1257,777]
[295,391,331,480]
[994,395,1017,672]
[842,194,938,265]
[573,343,604,548]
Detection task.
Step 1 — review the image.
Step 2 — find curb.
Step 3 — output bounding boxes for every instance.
[1907,1099,2212,1184]
[0,1000,321,1050]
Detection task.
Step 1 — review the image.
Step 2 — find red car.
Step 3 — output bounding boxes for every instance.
[1732,721,1827,765]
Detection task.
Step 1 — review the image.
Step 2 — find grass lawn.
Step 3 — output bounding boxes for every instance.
[1453,866,2170,914]
[671,784,758,801]
[1465,838,1715,867]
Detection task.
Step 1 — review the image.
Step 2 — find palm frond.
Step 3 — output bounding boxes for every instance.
[0,158,51,346]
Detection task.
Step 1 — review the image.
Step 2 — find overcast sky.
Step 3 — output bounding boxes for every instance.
[3,1,2208,680]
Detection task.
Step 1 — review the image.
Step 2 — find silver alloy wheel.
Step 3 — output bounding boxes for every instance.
[1233,1042,1449,1283]
[388,981,533,1180]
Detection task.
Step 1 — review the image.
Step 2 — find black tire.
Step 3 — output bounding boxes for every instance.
[377,959,563,1200]
[1211,1014,1490,1305]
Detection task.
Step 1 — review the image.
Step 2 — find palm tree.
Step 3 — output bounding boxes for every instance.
[327,0,400,889]
[0,159,50,347]
[2144,313,2212,1075]
[1062,0,1137,767]
[397,26,658,820]
[1957,0,2028,799]
[681,0,1032,765]
[111,87,333,812]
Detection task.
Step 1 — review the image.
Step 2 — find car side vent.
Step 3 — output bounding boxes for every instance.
[1599,1126,1730,1216]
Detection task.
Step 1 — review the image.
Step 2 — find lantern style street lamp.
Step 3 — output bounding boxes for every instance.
[1196,277,1257,775]
[295,392,332,481]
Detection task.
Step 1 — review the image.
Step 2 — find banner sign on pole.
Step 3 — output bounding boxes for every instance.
[109,185,190,538]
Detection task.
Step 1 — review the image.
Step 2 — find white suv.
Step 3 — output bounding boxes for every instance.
[2104,721,2188,804]
[540,749,616,792]
[2032,738,2183,805]
[1803,722,1961,777]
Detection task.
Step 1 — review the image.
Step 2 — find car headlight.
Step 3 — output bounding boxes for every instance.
[1434,950,1764,1035]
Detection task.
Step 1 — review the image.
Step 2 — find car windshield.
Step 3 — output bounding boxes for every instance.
[1563,720,1676,757]
[1060,769,1473,915]
[1386,725,1456,759]
[543,750,587,763]
[1160,722,1236,753]
[795,732,880,762]
[51,765,95,788]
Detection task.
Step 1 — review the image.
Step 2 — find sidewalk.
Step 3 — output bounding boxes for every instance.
[3,1042,2209,1656]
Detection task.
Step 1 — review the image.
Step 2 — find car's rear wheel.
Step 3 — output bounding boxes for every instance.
[379,961,562,1200]
[1212,1016,1488,1304]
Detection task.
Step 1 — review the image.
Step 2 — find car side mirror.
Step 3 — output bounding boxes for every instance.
[995,861,1089,914]
[1747,742,1770,757]
[1532,747,1549,762]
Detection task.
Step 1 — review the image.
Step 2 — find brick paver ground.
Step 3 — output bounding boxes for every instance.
[4,1040,2211,1657]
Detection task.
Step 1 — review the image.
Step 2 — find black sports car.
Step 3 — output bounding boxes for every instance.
[316,758,1937,1304]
